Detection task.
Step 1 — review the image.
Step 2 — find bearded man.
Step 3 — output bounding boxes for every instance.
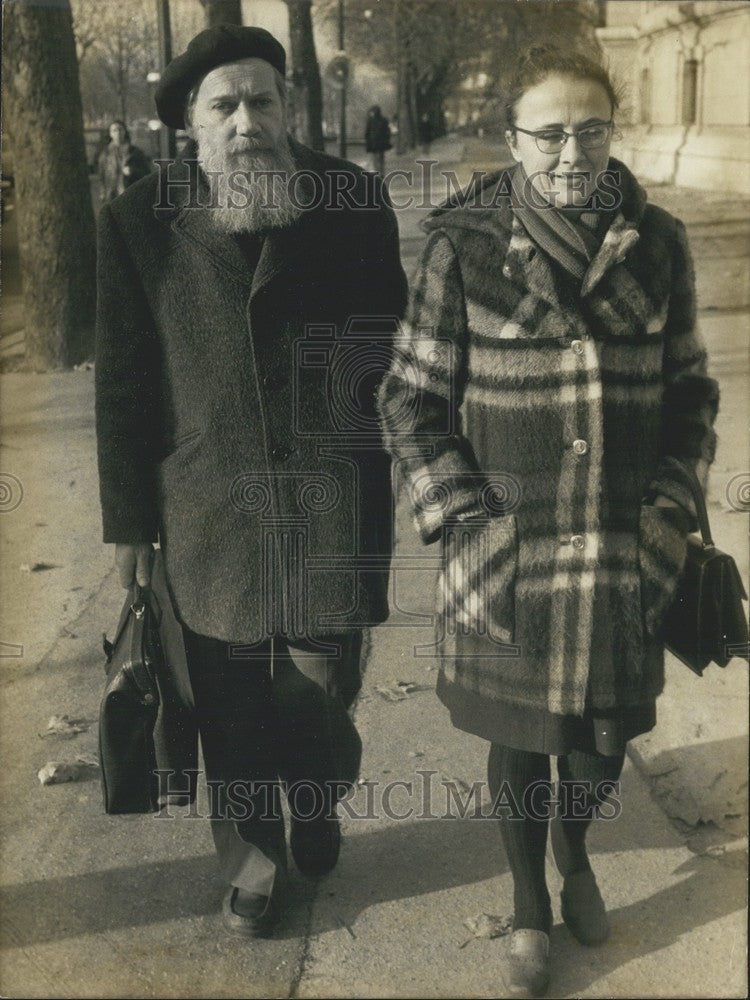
[95,25,407,937]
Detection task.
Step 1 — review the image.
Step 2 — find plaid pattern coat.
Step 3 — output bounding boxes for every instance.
[377,160,719,718]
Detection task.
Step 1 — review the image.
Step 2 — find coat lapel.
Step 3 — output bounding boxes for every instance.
[170,137,324,299]
[250,213,317,300]
[439,189,563,312]
[505,216,562,310]
[171,190,317,298]
[172,207,254,288]
[580,212,640,297]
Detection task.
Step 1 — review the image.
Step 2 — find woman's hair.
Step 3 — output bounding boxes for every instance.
[109,119,131,142]
[503,44,621,130]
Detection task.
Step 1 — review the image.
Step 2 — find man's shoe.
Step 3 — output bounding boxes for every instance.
[507,929,550,998]
[559,869,610,946]
[290,814,341,877]
[221,885,282,938]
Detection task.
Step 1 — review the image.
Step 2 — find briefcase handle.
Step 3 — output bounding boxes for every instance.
[131,582,162,626]
[662,456,714,549]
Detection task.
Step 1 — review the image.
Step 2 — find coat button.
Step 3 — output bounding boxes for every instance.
[570,534,585,549]
[272,445,292,461]
[571,339,584,355]
[572,438,588,455]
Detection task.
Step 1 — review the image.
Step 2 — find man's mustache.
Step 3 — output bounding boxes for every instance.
[226,141,275,156]
[198,136,296,178]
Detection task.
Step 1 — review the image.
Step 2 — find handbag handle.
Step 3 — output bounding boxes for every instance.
[663,457,714,548]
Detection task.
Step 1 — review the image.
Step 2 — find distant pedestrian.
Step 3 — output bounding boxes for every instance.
[365,104,392,176]
[378,43,719,998]
[98,120,151,203]
[418,112,433,156]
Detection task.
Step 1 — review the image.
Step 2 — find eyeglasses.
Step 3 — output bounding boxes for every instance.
[513,122,616,154]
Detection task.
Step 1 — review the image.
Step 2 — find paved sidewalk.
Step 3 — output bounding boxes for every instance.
[0,135,747,998]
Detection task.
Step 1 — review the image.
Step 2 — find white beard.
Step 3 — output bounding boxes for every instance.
[197,134,303,234]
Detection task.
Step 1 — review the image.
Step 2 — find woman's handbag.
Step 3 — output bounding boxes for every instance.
[662,460,749,676]
[99,583,163,813]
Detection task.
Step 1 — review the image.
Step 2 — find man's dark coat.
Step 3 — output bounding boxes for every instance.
[96,139,407,644]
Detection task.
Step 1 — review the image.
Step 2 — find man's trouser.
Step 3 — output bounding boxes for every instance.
[181,628,363,896]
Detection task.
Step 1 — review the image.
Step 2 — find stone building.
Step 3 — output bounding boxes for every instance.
[597,0,750,193]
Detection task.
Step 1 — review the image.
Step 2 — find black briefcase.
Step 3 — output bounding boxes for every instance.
[99,584,162,813]
[663,462,749,676]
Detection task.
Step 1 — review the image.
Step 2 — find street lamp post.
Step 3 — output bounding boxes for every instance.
[338,0,346,158]
[155,0,176,160]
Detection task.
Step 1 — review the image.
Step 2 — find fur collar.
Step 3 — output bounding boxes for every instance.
[422,158,649,300]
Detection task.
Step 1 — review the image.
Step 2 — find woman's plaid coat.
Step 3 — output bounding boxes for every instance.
[377,160,719,720]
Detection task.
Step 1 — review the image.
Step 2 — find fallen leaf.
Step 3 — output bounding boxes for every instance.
[375,685,407,702]
[375,679,431,702]
[441,772,473,796]
[464,913,512,940]
[396,679,430,693]
[704,844,727,858]
[37,760,99,786]
[20,562,59,573]
[76,752,100,768]
[42,715,89,739]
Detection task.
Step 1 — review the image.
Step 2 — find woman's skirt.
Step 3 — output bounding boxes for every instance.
[436,670,656,756]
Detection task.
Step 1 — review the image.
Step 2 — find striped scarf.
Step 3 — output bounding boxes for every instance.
[511,164,605,281]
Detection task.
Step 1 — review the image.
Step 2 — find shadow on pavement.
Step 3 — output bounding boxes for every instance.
[552,846,747,997]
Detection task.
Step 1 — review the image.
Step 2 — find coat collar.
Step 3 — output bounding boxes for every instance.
[422,158,648,306]
[169,137,326,298]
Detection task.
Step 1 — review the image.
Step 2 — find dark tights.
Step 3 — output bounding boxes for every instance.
[487,743,625,933]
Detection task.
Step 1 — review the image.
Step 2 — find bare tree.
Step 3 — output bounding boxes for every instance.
[4,0,96,369]
[72,0,159,124]
[199,0,242,26]
[284,0,324,150]
[317,0,600,149]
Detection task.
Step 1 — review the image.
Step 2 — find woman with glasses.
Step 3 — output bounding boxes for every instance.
[378,45,718,997]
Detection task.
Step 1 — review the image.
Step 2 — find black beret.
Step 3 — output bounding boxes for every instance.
[155,25,287,130]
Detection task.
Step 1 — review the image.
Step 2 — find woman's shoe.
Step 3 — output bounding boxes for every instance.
[559,869,610,946]
[507,929,550,998]
[550,815,610,946]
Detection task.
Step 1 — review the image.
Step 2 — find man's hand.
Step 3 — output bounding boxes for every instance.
[115,543,154,588]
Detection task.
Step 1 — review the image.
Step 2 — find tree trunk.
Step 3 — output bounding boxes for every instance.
[417,66,448,141]
[198,0,242,27]
[117,33,128,123]
[396,50,416,152]
[4,0,96,370]
[284,0,324,151]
